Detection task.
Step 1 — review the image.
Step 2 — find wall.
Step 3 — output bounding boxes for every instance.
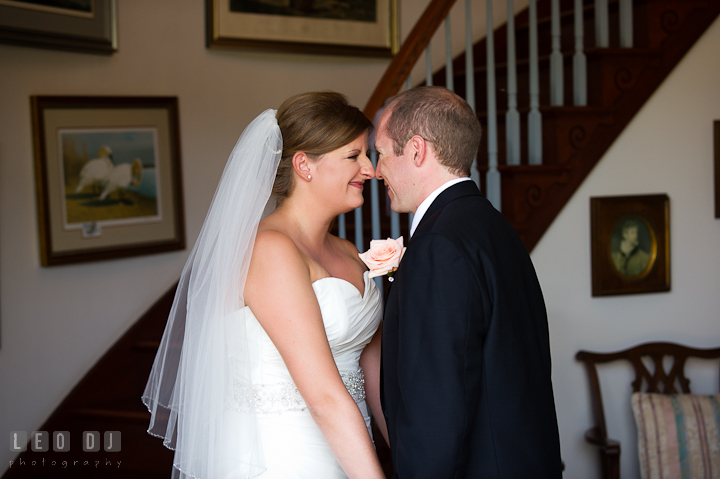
[532,16,720,479]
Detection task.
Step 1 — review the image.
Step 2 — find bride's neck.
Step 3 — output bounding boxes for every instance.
[273,195,334,250]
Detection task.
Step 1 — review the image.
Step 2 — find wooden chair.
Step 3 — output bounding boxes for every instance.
[575,342,720,479]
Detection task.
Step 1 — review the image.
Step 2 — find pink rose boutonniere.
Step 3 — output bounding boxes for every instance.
[358,237,406,282]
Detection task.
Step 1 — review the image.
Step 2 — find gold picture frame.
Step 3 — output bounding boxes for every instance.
[0,0,117,55]
[31,96,185,266]
[590,194,670,296]
[206,0,398,57]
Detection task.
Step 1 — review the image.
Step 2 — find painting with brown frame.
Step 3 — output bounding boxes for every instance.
[0,0,117,55]
[31,96,185,266]
[206,0,398,56]
[590,194,670,296]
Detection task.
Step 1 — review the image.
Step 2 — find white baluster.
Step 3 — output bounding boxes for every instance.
[595,0,609,47]
[486,0,500,210]
[466,0,479,188]
[620,0,633,48]
[338,213,346,239]
[370,150,381,241]
[391,210,400,239]
[445,16,454,92]
[574,0,588,106]
[506,0,521,166]
[528,0,543,165]
[426,44,433,86]
[354,207,363,251]
[550,0,564,106]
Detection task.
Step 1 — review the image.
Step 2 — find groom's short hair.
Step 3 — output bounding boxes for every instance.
[384,86,482,176]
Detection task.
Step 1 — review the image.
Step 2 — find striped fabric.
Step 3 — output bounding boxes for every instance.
[631,393,720,479]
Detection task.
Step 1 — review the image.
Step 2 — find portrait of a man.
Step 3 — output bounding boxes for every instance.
[610,217,654,278]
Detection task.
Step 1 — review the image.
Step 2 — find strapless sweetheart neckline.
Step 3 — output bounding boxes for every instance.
[312,270,370,300]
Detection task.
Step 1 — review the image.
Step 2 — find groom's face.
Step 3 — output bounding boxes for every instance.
[375,114,415,214]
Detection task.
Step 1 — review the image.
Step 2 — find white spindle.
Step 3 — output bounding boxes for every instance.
[390,211,400,239]
[486,0,500,209]
[595,0,609,47]
[445,16,454,91]
[574,0,588,106]
[506,0,520,166]
[370,150,381,241]
[528,0,542,165]
[466,0,479,188]
[550,0,564,106]
[354,207,363,251]
[338,213,346,239]
[620,0,633,48]
[426,45,433,86]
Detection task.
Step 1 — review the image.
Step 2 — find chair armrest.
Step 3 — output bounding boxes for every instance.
[584,426,620,450]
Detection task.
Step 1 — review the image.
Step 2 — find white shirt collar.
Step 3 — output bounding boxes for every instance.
[410,177,472,237]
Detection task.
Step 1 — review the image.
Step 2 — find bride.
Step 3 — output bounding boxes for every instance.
[143,92,387,479]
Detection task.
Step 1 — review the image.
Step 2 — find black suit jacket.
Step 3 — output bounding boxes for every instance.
[380,181,562,478]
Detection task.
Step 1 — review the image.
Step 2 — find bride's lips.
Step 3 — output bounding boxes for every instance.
[349,181,364,189]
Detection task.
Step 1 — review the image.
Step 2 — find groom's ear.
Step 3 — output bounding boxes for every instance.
[409,135,428,167]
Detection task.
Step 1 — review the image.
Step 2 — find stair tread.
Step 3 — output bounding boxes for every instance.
[453,47,661,78]
[476,105,615,119]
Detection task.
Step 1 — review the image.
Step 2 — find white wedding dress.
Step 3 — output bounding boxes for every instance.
[220,271,382,478]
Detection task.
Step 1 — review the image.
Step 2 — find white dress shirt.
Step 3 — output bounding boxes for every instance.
[410,177,473,237]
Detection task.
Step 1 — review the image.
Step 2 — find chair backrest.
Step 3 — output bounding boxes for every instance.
[575,342,720,442]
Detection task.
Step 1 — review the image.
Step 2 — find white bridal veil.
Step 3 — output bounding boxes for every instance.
[142,109,282,478]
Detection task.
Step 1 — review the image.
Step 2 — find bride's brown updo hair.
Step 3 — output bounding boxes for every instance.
[273,92,373,204]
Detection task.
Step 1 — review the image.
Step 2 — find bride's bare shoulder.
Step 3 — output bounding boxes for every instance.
[252,228,302,266]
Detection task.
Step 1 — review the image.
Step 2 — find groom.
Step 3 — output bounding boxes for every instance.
[375,86,562,478]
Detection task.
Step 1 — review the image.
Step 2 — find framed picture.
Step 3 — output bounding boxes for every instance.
[0,0,117,55]
[714,120,719,218]
[206,0,398,56]
[31,96,185,266]
[590,194,670,296]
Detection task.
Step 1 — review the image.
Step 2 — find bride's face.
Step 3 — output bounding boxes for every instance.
[312,132,374,213]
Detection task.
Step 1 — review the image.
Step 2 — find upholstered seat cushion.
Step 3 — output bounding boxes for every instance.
[631,392,720,479]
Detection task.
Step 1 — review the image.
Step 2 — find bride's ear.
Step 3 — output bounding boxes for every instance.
[292,151,313,181]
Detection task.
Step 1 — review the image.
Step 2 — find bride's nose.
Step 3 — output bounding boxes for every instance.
[361,155,376,179]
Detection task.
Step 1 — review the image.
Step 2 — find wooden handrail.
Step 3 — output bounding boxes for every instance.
[363,0,458,122]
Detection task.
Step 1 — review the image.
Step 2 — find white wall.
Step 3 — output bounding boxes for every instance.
[532,16,720,479]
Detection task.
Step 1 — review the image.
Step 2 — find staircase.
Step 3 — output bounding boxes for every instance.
[362,0,720,251]
[4,1,718,477]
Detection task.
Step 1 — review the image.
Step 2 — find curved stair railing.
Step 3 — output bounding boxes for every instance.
[335,0,719,254]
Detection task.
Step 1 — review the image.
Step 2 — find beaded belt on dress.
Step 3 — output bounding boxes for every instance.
[229,368,365,414]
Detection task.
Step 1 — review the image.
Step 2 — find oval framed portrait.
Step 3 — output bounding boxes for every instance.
[608,214,657,280]
[590,194,670,296]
